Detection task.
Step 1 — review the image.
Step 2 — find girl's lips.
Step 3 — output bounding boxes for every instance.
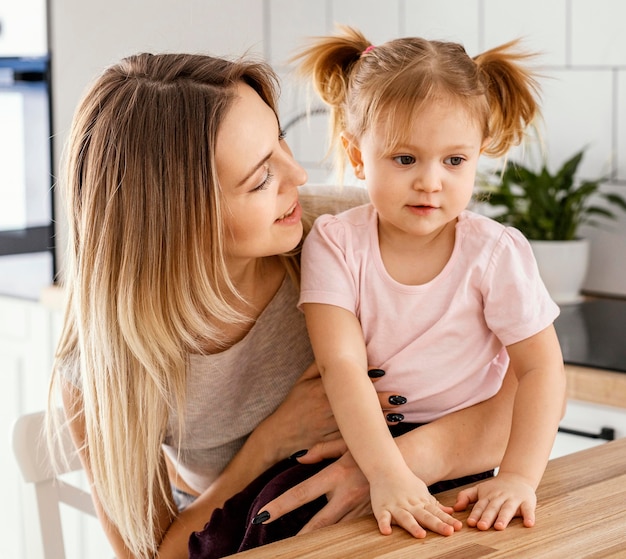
[275,200,302,225]
[407,204,438,216]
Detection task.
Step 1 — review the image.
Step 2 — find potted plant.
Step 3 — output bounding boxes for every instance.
[479,148,626,304]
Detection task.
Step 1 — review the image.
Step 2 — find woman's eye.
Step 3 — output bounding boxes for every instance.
[252,169,274,192]
[278,128,286,141]
[393,155,415,166]
[445,156,464,166]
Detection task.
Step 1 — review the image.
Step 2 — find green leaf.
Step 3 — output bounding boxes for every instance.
[479,147,626,240]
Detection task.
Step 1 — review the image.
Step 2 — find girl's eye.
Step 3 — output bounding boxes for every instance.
[445,156,465,166]
[252,168,274,192]
[393,155,415,166]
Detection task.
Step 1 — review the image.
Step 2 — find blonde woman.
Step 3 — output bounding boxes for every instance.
[50,52,517,559]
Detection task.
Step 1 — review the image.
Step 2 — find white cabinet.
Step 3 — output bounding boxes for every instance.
[551,398,626,459]
[0,0,47,57]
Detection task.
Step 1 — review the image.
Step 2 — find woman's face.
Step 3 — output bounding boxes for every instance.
[216,83,307,264]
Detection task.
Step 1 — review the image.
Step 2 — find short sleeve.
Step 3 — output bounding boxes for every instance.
[299,214,359,314]
[482,227,560,346]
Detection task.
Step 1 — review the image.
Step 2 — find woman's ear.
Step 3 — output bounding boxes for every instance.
[341,133,365,180]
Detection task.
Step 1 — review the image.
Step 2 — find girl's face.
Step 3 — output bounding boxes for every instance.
[346,98,485,247]
[216,83,307,264]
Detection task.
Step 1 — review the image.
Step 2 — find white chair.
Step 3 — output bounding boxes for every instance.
[12,409,97,559]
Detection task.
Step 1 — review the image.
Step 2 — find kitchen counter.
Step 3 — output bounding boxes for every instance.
[555,298,626,375]
[555,298,626,409]
[565,364,626,409]
[227,438,626,559]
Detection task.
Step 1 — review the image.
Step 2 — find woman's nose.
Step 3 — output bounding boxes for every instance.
[291,158,308,187]
[282,143,308,188]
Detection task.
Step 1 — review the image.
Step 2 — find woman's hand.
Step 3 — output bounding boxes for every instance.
[259,449,373,534]
[256,363,340,464]
[257,365,407,464]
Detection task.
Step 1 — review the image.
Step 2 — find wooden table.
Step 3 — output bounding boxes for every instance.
[228,438,626,558]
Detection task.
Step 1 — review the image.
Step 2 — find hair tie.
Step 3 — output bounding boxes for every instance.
[361,45,375,57]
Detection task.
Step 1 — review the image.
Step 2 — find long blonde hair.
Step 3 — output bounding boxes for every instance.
[293,25,540,179]
[49,53,286,558]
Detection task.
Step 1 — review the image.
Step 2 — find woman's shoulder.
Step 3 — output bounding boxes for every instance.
[299,184,369,219]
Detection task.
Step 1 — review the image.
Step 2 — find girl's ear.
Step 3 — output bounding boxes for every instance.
[341,133,365,180]
[480,137,492,154]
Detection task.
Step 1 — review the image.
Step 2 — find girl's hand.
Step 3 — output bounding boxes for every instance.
[453,473,537,530]
[369,467,462,538]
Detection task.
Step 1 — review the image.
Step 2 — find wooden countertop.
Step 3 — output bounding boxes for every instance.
[228,437,626,558]
[566,364,626,409]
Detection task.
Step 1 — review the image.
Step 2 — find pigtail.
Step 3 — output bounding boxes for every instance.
[291,25,372,179]
[474,40,541,157]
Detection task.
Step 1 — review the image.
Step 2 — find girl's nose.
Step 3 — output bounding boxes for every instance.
[413,164,442,192]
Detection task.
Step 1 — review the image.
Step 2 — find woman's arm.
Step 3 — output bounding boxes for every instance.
[62,361,341,559]
[62,382,164,559]
[258,362,519,533]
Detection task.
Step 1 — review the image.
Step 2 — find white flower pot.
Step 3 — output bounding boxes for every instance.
[529,239,590,305]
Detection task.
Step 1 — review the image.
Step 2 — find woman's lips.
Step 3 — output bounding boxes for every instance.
[275,200,302,224]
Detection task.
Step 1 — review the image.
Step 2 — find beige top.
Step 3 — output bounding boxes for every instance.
[162,274,313,492]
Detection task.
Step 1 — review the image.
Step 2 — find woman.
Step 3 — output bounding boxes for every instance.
[48,52,516,559]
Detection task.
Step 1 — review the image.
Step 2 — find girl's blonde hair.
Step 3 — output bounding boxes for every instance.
[293,25,540,179]
[49,52,287,558]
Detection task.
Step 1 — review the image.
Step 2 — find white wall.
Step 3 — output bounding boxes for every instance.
[50,0,626,297]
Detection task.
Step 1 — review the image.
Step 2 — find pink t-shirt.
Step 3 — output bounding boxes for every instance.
[299,204,560,423]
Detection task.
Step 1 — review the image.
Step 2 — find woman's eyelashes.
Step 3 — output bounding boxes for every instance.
[252,167,274,192]
[250,129,286,192]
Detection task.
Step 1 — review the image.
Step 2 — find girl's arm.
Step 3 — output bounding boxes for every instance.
[62,361,341,559]
[302,303,461,538]
[456,324,566,530]
[501,325,566,485]
[257,359,519,532]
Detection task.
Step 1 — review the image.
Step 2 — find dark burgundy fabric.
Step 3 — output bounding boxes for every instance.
[188,458,332,558]
[188,423,494,558]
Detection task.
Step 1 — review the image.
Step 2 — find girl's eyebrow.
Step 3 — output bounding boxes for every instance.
[391,142,478,153]
[236,152,272,188]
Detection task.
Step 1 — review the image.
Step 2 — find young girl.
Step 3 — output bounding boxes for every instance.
[48,51,520,558]
[295,27,566,539]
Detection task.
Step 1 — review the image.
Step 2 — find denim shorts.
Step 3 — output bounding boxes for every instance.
[172,485,198,512]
